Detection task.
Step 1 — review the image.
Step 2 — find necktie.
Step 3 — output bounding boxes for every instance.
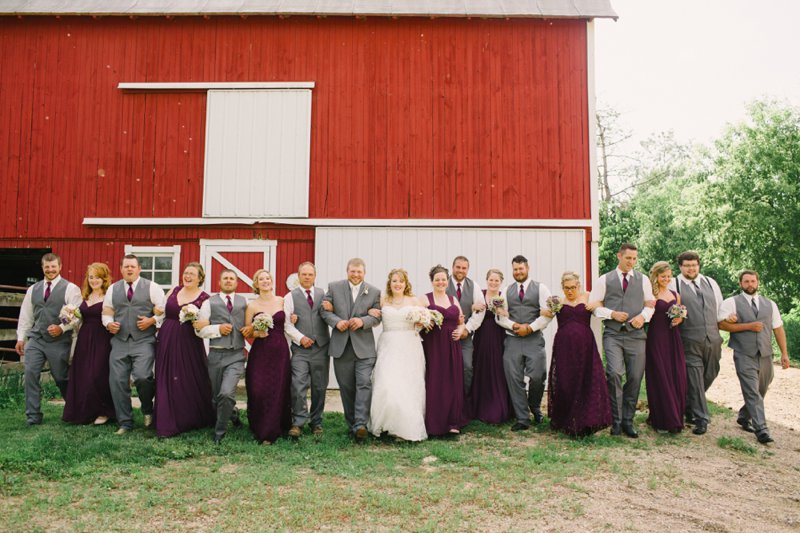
[226,295,233,313]
[352,285,359,303]
[306,289,314,308]
[751,297,759,316]
[456,282,462,301]
[622,272,628,292]
[127,283,133,302]
[692,280,704,304]
[518,283,525,302]
[44,281,51,301]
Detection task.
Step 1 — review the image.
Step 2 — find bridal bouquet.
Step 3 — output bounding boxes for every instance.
[487,295,506,313]
[179,304,200,323]
[252,313,274,332]
[429,310,444,328]
[406,307,433,326]
[666,304,688,327]
[546,296,563,314]
[58,304,82,327]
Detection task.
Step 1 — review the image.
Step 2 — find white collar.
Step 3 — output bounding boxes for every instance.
[44,275,62,287]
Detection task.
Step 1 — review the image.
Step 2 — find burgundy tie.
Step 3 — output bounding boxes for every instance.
[226,295,233,313]
[519,283,525,302]
[622,272,629,292]
[44,281,52,301]
[127,283,134,301]
[456,283,462,301]
[306,289,314,308]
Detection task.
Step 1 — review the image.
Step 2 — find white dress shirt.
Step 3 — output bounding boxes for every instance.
[498,278,553,333]
[195,292,236,340]
[589,269,655,322]
[283,287,317,345]
[718,293,783,329]
[101,277,166,327]
[668,273,724,315]
[16,276,83,340]
[455,279,486,334]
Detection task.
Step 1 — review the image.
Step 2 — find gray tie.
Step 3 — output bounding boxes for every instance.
[692,280,704,304]
[750,297,759,316]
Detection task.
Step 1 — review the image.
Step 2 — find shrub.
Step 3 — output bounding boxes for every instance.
[781,307,800,364]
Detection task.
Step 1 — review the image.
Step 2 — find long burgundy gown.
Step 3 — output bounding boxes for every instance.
[645,293,688,432]
[422,293,466,436]
[154,289,214,437]
[246,310,291,443]
[62,301,116,424]
[470,292,512,424]
[547,303,612,436]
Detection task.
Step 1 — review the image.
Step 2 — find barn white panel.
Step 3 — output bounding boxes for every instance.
[203,89,312,218]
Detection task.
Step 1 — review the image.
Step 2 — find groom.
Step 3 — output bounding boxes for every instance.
[320,258,382,441]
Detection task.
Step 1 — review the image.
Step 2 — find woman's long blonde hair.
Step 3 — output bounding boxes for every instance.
[385,268,414,299]
[649,261,672,298]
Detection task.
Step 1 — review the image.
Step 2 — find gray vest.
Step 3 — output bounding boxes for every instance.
[111,278,157,341]
[676,277,722,344]
[290,287,330,349]
[603,270,647,339]
[208,293,247,350]
[28,279,73,344]
[728,294,774,357]
[506,280,542,342]
[447,277,475,324]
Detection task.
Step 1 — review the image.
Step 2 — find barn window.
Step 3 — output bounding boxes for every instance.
[203,89,312,218]
[124,245,181,292]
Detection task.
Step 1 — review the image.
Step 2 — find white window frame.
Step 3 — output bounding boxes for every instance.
[123,245,182,292]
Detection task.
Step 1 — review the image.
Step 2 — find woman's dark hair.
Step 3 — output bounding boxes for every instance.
[429,264,449,281]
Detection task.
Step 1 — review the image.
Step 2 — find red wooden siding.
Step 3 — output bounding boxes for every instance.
[0,16,590,241]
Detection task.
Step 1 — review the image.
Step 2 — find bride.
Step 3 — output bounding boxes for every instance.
[369,268,429,441]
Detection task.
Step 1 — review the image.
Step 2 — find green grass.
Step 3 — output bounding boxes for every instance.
[716,436,758,456]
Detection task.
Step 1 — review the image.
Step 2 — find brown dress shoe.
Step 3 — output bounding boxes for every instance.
[288,426,302,438]
[355,426,368,441]
[312,425,324,436]
[143,414,153,428]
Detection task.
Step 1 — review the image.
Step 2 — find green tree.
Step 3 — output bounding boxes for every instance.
[702,99,800,311]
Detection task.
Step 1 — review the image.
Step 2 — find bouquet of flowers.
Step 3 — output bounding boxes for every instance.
[666,304,688,327]
[58,304,82,327]
[429,310,444,328]
[406,307,433,326]
[487,294,506,313]
[546,295,563,314]
[179,304,200,323]
[252,313,274,332]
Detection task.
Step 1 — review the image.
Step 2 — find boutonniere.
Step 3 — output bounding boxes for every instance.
[363,288,369,295]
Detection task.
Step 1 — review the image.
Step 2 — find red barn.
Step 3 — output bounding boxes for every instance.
[0,1,616,312]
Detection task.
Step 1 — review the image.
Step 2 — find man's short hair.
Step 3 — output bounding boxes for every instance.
[452,256,469,266]
[511,255,528,265]
[121,254,139,267]
[618,243,638,254]
[739,270,759,282]
[41,252,61,265]
[677,251,701,266]
[347,257,366,270]
[298,261,316,273]
[219,268,236,278]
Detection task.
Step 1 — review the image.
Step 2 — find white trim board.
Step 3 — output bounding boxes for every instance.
[118,82,315,91]
[84,217,592,228]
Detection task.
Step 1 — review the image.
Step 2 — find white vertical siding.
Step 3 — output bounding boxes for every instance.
[203,89,312,217]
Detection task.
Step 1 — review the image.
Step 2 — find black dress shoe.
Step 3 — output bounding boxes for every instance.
[511,422,530,432]
[756,431,774,444]
[737,419,755,433]
[214,434,225,445]
[231,416,243,428]
[621,423,639,438]
[610,423,622,436]
[533,412,544,425]
[692,421,707,435]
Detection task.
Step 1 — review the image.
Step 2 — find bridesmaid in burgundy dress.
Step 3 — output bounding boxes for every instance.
[422,265,467,436]
[543,272,612,437]
[154,262,214,437]
[63,263,116,425]
[243,269,291,445]
[470,268,512,424]
[645,261,688,433]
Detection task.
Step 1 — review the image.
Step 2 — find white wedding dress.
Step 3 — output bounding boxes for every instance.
[369,306,428,441]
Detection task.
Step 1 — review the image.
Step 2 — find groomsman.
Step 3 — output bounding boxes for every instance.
[668,251,724,435]
[590,243,655,438]
[718,270,790,444]
[320,258,381,441]
[194,269,247,444]
[502,255,553,430]
[447,256,486,396]
[284,262,330,438]
[15,253,82,425]
[102,254,165,434]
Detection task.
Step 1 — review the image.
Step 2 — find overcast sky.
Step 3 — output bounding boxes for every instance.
[594,0,800,149]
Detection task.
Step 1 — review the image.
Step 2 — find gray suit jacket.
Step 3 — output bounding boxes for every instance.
[320,280,381,359]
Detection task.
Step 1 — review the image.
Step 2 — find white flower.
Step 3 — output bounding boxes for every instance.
[364,288,369,295]
[179,304,200,323]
